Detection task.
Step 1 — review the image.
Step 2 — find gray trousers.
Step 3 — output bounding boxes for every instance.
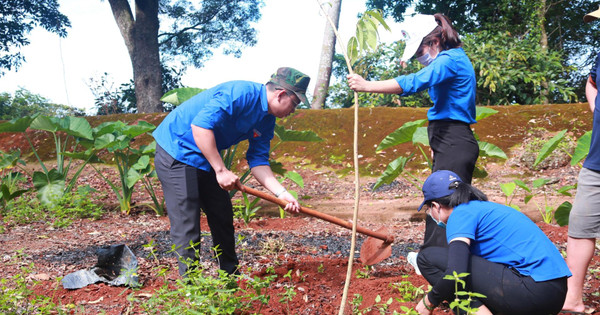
[154,144,239,276]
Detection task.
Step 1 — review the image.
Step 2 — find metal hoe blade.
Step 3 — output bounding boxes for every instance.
[360,227,393,265]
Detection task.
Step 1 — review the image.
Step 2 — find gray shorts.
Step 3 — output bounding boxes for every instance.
[568,167,600,238]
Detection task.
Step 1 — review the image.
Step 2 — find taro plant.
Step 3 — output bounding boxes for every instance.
[233,194,261,225]
[78,120,157,214]
[124,143,165,215]
[0,150,29,210]
[373,107,507,190]
[499,178,575,225]
[0,114,95,206]
[527,128,593,226]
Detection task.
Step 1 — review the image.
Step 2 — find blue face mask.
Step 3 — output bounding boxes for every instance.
[429,204,446,229]
[416,47,438,66]
[417,53,435,66]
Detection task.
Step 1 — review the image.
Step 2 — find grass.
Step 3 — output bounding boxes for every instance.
[1,186,104,230]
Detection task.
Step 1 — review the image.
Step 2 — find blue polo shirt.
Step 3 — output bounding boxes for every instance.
[447,200,571,282]
[153,81,275,172]
[584,52,600,171]
[395,47,476,124]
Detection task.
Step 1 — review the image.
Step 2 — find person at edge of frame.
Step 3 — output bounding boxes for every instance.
[414,170,571,315]
[152,67,309,277]
[561,6,600,315]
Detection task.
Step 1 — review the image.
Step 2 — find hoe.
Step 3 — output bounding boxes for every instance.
[242,185,394,265]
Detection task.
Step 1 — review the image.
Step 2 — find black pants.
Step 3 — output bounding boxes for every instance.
[422,121,479,249]
[417,247,567,315]
[154,144,239,276]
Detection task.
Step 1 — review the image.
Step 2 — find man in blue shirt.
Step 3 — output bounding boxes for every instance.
[153,67,309,276]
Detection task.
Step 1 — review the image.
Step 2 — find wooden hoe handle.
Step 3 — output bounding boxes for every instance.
[242,186,394,244]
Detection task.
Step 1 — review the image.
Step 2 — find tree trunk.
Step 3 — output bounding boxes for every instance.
[108,0,163,113]
[311,0,342,109]
[538,0,549,105]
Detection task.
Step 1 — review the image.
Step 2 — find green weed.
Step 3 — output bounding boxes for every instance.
[390,275,426,303]
[443,271,487,315]
[355,265,372,279]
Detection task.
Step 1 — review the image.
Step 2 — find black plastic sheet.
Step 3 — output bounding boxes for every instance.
[62,244,139,289]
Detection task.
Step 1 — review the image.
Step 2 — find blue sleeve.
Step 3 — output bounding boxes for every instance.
[446,206,477,242]
[395,55,457,96]
[427,241,471,306]
[191,92,231,129]
[591,52,600,84]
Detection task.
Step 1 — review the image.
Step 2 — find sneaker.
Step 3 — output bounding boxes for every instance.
[407,251,421,275]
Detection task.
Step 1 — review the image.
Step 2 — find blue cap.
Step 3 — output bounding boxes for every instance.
[418,170,462,211]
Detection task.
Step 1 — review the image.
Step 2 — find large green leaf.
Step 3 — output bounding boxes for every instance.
[273,124,322,142]
[534,129,567,167]
[30,116,93,140]
[132,155,150,171]
[571,131,591,166]
[373,155,409,190]
[0,150,21,170]
[30,116,63,132]
[32,169,65,206]
[478,141,507,159]
[0,114,39,133]
[376,119,427,152]
[500,182,516,197]
[347,37,359,65]
[141,141,156,154]
[364,10,391,32]
[513,179,530,192]
[554,201,572,227]
[94,134,117,150]
[269,160,286,176]
[122,121,156,138]
[66,116,94,140]
[532,178,549,189]
[475,107,498,121]
[284,171,304,188]
[412,127,429,146]
[161,88,204,106]
[126,168,143,189]
[93,121,126,137]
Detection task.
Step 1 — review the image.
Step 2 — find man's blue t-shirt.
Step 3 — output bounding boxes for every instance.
[584,52,600,171]
[153,81,275,172]
[447,200,571,282]
[394,47,477,124]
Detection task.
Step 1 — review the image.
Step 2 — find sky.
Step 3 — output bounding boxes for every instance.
[0,0,407,114]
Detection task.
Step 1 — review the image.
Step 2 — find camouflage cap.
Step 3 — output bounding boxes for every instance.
[268,67,311,106]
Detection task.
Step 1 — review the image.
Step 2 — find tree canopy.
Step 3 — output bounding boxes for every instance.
[158,0,263,69]
[108,0,264,113]
[357,0,597,106]
[0,88,84,120]
[0,0,70,76]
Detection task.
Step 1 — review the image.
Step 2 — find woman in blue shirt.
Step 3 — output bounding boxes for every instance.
[414,170,570,315]
[348,13,479,251]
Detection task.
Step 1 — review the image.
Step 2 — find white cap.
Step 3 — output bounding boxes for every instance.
[400,14,439,62]
[584,7,600,23]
